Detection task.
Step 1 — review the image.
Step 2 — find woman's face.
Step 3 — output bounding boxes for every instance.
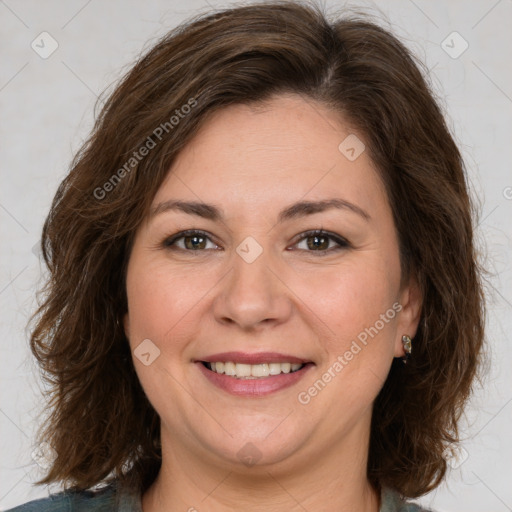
[124,93,421,473]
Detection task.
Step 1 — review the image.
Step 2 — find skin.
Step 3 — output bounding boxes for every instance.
[123,93,422,511]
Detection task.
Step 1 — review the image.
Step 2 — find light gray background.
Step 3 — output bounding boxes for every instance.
[1,0,511,510]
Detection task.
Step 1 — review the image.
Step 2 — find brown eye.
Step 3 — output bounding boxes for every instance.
[294,230,349,253]
[163,230,219,251]
[306,234,330,251]
[183,234,207,250]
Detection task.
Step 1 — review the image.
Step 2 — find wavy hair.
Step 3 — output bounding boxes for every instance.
[30,0,485,498]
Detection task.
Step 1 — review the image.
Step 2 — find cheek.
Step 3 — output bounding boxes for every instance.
[292,256,400,359]
[292,261,401,420]
[124,256,213,401]
[125,255,220,350]
[126,268,169,341]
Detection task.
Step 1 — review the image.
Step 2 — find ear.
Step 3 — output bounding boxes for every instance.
[394,274,423,358]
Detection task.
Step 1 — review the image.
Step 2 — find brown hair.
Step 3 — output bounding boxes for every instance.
[30,0,485,499]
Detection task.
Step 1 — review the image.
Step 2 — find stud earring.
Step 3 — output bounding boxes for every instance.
[401,335,412,364]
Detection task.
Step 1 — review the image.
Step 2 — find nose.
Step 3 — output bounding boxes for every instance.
[212,243,293,331]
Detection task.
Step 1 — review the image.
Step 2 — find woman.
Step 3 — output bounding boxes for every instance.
[8,1,484,510]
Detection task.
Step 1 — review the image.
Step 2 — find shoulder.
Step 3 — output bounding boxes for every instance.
[5,485,116,512]
[381,487,434,512]
[4,481,142,512]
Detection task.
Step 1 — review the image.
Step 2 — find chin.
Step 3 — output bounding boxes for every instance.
[197,420,310,470]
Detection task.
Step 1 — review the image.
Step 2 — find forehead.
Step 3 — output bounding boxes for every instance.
[152,94,387,221]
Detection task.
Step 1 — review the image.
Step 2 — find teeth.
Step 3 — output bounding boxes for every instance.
[269,363,281,375]
[235,363,251,377]
[207,362,305,378]
[251,363,270,377]
[224,361,236,375]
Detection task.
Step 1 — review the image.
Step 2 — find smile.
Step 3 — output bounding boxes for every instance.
[202,361,304,378]
[197,359,315,397]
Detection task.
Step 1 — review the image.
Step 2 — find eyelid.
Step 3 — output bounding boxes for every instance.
[162,228,350,253]
[162,229,220,250]
[290,229,350,252]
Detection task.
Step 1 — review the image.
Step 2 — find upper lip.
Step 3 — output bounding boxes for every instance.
[197,351,313,365]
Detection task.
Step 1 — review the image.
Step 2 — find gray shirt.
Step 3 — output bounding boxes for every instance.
[6,480,432,511]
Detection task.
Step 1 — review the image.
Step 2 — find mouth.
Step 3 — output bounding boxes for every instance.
[201,361,306,379]
[195,352,315,397]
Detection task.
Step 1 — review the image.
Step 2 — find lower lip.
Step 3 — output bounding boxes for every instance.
[196,362,314,397]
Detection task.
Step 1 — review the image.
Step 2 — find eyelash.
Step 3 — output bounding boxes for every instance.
[161,229,350,255]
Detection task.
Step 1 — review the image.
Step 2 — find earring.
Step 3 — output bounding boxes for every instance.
[401,335,412,364]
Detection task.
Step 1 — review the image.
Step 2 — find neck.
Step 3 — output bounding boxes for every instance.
[142,418,380,511]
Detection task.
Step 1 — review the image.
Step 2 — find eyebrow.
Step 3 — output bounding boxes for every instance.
[149,198,370,223]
